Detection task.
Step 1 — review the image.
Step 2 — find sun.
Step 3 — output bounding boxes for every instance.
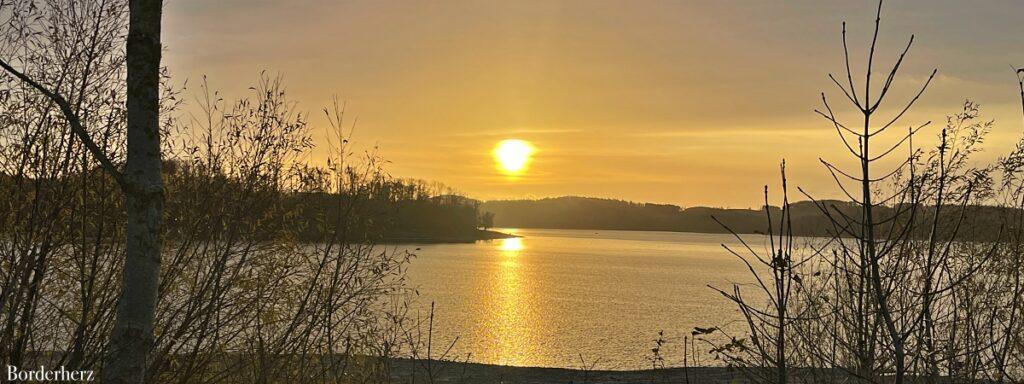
[493,139,535,175]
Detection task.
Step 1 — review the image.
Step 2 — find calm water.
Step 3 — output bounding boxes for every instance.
[403,228,769,370]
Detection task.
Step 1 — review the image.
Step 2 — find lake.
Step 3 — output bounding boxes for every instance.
[402,228,769,370]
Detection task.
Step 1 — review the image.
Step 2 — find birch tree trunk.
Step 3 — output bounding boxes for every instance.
[103,0,164,382]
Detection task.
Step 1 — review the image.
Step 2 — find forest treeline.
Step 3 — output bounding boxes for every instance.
[289,178,502,243]
[481,196,1013,240]
[1,166,496,245]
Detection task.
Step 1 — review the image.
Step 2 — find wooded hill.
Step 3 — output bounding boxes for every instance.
[480,196,1011,240]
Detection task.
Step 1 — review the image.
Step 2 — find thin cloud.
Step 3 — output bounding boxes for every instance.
[453,128,583,137]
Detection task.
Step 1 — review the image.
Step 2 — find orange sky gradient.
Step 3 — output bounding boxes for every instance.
[164,0,1024,208]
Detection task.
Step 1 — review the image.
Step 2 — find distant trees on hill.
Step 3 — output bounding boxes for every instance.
[290,178,489,243]
[479,196,851,235]
[0,163,490,244]
[480,196,1010,240]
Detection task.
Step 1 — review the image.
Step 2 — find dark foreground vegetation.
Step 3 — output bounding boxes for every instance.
[0,1,488,381]
[695,2,1024,384]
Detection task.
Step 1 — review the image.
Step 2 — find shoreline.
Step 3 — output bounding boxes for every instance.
[388,359,966,384]
[388,359,748,383]
[377,229,519,244]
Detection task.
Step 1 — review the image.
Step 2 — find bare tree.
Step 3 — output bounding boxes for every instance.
[809,1,936,381]
[0,0,128,374]
[0,0,164,382]
[708,161,816,384]
[705,2,1024,384]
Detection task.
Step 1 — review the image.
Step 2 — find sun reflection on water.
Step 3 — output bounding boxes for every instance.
[487,235,532,365]
[499,237,524,252]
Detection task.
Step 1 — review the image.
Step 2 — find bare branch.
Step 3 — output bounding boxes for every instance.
[0,58,126,189]
[870,35,916,112]
[874,69,938,136]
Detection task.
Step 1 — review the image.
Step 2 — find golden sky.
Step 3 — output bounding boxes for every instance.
[164,0,1024,207]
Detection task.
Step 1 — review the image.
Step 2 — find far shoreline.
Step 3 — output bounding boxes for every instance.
[377,229,519,244]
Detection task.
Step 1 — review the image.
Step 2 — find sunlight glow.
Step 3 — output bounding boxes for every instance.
[493,139,535,175]
[499,237,524,252]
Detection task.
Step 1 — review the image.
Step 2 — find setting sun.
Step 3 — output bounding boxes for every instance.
[493,139,535,175]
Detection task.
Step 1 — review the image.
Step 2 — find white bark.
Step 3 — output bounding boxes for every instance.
[102,0,164,382]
